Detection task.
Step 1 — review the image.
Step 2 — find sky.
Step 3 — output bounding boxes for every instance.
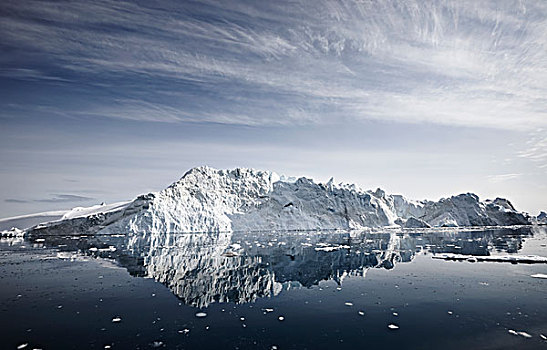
[0,0,546,217]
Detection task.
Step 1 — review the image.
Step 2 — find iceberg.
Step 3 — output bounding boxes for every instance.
[21,166,532,236]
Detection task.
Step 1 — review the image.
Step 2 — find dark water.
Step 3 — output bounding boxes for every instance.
[1,226,547,349]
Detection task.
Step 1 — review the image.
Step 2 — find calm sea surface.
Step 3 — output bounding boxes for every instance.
[1,226,546,349]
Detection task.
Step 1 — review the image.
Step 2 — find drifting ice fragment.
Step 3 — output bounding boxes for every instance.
[345,302,353,306]
[518,331,532,338]
[540,334,546,340]
[531,274,547,279]
[433,253,547,263]
[112,317,122,323]
[195,312,207,318]
[388,324,399,330]
[358,311,365,316]
[178,329,190,334]
[278,316,285,321]
[17,344,28,349]
[508,330,518,336]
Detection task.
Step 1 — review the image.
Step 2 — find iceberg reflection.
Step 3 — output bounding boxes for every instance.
[28,226,541,308]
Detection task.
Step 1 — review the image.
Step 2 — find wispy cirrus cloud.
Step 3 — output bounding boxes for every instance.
[0,0,545,129]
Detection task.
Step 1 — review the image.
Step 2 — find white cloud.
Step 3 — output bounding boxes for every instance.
[0,0,545,130]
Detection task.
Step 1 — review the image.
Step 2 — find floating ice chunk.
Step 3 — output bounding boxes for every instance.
[392,312,398,316]
[112,317,122,323]
[195,312,207,318]
[345,302,353,306]
[240,317,245,321]
[178,329,190,334]
[315,245,350,252]
[508,330,518,336]
[278,316,285,321]
[388,324,399,330]
[518,331,532,338]
[540,334,546,340]
[433,253,547,264]
[531,274,547,279]
[447,311,453,315]
[17,344,28,349]
[221,251,238,257]
[262,308,274,313]
[151,341,163,348]
[358,311,365,316]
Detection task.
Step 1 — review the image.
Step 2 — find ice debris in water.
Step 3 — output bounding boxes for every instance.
[112,317,122,323]
[509,330,533,338]
[531,274,547,279]
[151,341,163,348]
[195,312,207,318]
[262,308,274,313]
[358,311,365,316]
[17,344,28,349]
[540,334,546,340]
[388,324,399,330]
[345,302,353,306]
[433,253,547,263]
[178,329,190,334]
[278,316,285,321]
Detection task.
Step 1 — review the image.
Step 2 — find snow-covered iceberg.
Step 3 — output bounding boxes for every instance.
[24,166,533,236]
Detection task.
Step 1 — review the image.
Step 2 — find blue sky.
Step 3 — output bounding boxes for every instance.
[0,0,546,217]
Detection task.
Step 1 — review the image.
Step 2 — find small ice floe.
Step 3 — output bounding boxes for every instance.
[392,312,398,316]
[278,316,285,321]
[1,227,24,238]
[315,245,350,252]
[104,345,111,349]
[178,329,190,335]
[433,253,547,264]
[112,317,122,323]
[262,308,274,313]
[540,334,546,340]
[271,346,278,350]
[17,344,28,349]
[447,311,453,315]
[345,302,353,306]
[508,329,532,338]
[531,274,547,279]
[151,341,163,348]
[195,312,207,318]
[35,238,45,243]
[240,317,245,321]
[221,251,238,257]
[358,311,365,316]
[388,324,399,330]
